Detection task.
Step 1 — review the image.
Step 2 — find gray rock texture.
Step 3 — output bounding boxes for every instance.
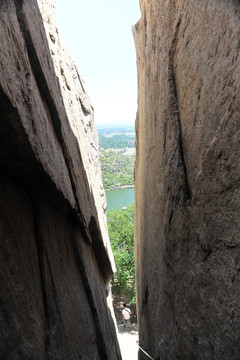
[0,0,121,359]
[134,1,240,359]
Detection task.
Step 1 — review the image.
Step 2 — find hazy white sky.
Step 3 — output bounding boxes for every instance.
[54,0,141,126]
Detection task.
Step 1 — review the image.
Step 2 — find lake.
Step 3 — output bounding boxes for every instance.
[106,187,134,211]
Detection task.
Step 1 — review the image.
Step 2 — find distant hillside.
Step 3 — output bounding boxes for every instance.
[97,126,135,189]
[97,126,135,150]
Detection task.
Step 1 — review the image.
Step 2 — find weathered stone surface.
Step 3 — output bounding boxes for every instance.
[0,0,120,359]
[134,1,240,359]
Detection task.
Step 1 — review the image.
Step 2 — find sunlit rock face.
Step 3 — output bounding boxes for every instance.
[0,0,121,359]
[134,1,240,359]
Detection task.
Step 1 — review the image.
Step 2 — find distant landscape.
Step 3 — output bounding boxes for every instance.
[98,125,136,304]
[97,125,135,190]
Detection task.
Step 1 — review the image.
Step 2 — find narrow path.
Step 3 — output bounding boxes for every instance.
[117,324,139,360]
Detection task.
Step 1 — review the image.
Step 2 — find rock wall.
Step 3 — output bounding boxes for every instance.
[134,1,240,359]
[0,0,121,359]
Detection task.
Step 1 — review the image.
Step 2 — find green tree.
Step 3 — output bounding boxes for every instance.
[107,203,135,303]
[100,150,135,189]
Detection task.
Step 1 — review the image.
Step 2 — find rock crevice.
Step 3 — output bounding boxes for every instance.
[168,16,191,202]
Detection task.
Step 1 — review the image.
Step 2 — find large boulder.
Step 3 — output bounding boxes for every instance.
[134,1,240,359]
[0,0,121,359]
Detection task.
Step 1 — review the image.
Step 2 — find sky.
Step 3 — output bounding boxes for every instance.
[54,0,141,126]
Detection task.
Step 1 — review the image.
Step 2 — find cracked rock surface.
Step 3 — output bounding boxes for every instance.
[0,0,120,359]
[134,1,240,359]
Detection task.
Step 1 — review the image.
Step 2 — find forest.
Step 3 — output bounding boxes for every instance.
[98,126,135,189]
[98,126,135,149]
[107,203,135,304]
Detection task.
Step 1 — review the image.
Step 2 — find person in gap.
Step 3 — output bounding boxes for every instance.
[122,303,132,327]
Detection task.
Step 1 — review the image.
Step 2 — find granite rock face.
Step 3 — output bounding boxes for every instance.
[134,1,240,359]
[0,0,121,359]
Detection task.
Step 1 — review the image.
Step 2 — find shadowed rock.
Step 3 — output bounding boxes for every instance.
[0,0,121,359]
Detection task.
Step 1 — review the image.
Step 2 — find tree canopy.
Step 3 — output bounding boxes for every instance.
[107,203,135,303]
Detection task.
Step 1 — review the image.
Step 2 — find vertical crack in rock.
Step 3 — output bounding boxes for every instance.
[74,65,92,116]
[143,11,147,51]
[141,285,148,316]
[32,200,63,359]
[32,203,50,358]
[72,243,110,360]
[14,0,92,244]
[75,65,87,96]
[168,18,191,202]
[89,216,112,283]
